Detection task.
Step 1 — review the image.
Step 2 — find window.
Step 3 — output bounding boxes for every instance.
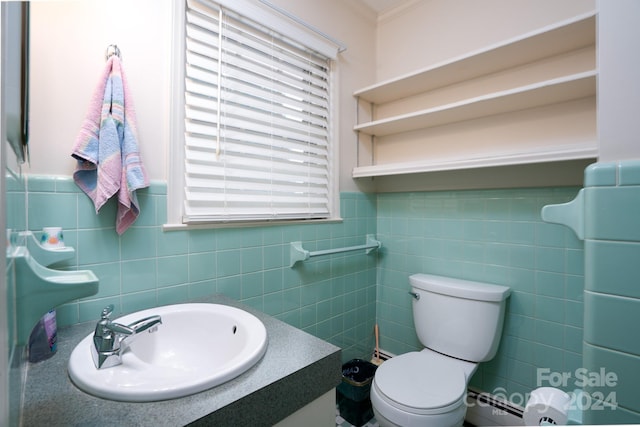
[168,0,343,225]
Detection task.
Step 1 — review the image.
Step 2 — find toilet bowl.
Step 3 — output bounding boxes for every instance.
[370,349,476,427]
[371,274,511,427]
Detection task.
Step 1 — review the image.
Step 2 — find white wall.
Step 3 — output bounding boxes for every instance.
[376,0,597,81]
[597,0,640,161]
[28,0,377,192]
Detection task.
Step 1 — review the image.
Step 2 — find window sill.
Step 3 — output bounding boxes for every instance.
[162,217,343,232]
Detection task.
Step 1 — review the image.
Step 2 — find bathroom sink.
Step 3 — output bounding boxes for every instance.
[68,303,268,402]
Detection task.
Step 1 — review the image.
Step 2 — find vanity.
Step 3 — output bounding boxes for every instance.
[21,295,341,426]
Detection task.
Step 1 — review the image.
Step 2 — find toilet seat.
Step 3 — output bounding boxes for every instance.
[373,351,467,414]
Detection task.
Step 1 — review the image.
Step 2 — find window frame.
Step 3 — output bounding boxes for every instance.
[166,0,342,229]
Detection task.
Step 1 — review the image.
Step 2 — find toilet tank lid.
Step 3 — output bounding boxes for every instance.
[410,274,511,302]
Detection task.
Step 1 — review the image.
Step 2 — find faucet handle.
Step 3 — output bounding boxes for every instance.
[100,304,115,320]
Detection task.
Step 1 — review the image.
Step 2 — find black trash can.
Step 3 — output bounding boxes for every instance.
[336,359,378,427]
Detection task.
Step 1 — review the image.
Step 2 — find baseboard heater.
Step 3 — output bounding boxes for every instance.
[466,388,524,426]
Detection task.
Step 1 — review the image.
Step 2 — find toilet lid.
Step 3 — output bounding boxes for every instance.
[374,351,466,411]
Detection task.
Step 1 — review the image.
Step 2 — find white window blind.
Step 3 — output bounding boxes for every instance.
[183,0,334,223]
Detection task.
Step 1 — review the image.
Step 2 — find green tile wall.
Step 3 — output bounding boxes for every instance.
[5,170,26,425]
[24,175,377,363]
[376,188,585,403]
[582,161,640,422]
[22,176,596,411]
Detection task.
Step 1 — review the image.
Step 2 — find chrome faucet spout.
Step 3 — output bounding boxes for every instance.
[91,305,162,369]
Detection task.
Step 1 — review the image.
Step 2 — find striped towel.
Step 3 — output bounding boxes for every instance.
[71,56,149,235]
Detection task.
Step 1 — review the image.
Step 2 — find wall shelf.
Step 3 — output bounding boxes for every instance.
[352,143,598,178]
[354,12,596,104]
[355,71,596,137]
[352,11,598,179]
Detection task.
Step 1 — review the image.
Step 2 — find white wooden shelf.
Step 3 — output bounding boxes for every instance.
[354,12,596,105]
[355,71,596,137]
[352,143,598,178]
[352,11,597,178]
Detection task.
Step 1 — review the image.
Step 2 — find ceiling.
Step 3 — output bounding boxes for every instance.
[358,0,412,14]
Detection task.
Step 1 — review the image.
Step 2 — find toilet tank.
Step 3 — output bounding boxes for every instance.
[410,274,511,362]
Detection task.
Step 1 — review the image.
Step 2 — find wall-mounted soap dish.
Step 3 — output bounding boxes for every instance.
[8,246,99,345]
[20,230,75,266]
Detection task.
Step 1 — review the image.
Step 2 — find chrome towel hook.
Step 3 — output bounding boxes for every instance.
[105,44,121,61]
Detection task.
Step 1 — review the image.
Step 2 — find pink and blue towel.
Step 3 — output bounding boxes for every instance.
[71,56,149,235]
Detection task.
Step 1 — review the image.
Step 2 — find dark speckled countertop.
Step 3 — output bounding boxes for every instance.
[21,295,341,426]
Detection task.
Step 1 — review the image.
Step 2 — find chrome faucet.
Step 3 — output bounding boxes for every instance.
[91,304,162,369]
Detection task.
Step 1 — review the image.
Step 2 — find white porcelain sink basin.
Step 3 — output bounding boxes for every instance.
[68,303,268,402]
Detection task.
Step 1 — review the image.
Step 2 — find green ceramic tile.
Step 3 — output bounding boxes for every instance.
[566,249,584,275]
[216,249,241,278]
[146,180,167,195]
[584,161,617,187]
[505,314,535,341]
[506,358,534,387]
[263,292,283,316]
[242,228,263,248]
[55,303,79,328]
[28,192,78,230]
[216,228,243,250]
[121,259,157,293]
[536,271,565,298]
[241,247,263,273]
[78,297,120,323]
[263,269,283,294]
[189,279,216,299]
[157,284,190,306]
[241,272,263,299]
[585,187,640,241]
[262,226,283,245]
[583,403,640,425]
[216,276,241,300]
[87,262,121,298]
[26,175,56,192]
[121,290,158,314]
[54,176,80,193]
[188,229,216,253]
[565,275,584,301]
[619,160,640,186]
[536,223,568,248]
[564,325,582,354]
[132,193,156,226]
[508,222,535,245]
[533,343,564,375]
[565,300,583,328]
[583,342,640,416]
[157,255,188,287]
[157,229,189,257]
[535,319,564,348]
[509,294,535,319]
[509,245,535,269]
[536,247,565,273]
[535,295,564,323]
[77,194,118,229]
[121,227,157,260]
[484,221,509,242]
[586,240,640,298]
[509,197,540,221]
[584,291,640,355]
[562,350,581,377]
[503,336,534,364]
[156,194,168,224]
[77,229,120,265]
[188,252,216,282]
[341,196,356,218]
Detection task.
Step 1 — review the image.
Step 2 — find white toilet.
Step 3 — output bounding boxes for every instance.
[371,273,511,427]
